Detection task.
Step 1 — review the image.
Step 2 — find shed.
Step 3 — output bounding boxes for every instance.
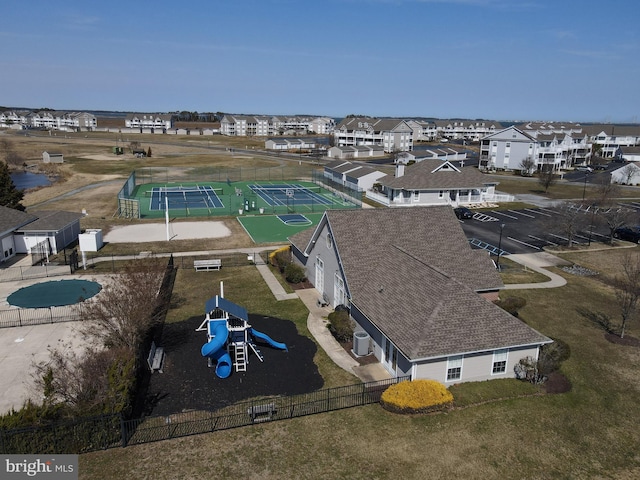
[42,151,64,163]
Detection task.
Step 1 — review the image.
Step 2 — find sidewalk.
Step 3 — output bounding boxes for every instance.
[502,252,569,289]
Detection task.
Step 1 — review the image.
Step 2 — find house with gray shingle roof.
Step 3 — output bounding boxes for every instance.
[0,206,82,263]
[368,159,504,207]
[289,207,550,383]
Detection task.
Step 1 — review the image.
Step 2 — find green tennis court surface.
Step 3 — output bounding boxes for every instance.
[238,213,324,243]
[126,180,358,219]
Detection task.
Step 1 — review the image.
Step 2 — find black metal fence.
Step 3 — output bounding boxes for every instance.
[0,376,408,454]
[0,262,71,283]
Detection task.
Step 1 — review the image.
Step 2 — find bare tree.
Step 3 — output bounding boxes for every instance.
[611,252,640,338]
[591,177,633,244]
[519,156,535,176]
[618,164,638,185]
[32,346,135,415]
[79,258,168,350]
[538,169,557,193]
[550,203,589,248]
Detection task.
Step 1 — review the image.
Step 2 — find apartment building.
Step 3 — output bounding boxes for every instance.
[334,117,413,153]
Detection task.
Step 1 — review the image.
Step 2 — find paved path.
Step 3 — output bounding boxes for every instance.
[502,252,569,289]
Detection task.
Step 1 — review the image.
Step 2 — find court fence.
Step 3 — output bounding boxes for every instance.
[116,166,361,219]
[0,376,409,454]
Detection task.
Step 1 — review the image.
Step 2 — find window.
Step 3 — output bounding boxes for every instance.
[326,233,332,249]
[492,349,508,374]
[446,355,463,381]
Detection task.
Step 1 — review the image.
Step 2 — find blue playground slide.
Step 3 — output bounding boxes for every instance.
[201,320,232,378]
[250,328,288,351]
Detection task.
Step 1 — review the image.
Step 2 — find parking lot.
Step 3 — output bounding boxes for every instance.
[459,203,640,256]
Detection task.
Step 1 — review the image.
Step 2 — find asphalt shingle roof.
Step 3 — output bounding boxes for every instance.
[380,160,496,190]
[290,207,549,361]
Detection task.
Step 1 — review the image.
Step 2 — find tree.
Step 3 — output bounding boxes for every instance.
[519,156,536,176]
[0,161,25,210]
[79,258,169,350]
[550,203,588,248]
[611,252,640,338]
[32,346,136,416]
[147,146,152,158]
[617,164,638,185]
[538,169,557,193]
[592,177,633,244]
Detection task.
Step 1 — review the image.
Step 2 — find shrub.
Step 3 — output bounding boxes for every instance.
[269,246,290,270]
[284,262,306,284]
[327,309,353,342]
[381,380,453,414]
[494,296,527,317]
[515,338,570,386]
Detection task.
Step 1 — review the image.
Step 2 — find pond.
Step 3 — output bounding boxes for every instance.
[10,171,51,190]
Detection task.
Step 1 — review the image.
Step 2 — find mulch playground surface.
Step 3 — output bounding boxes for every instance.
[145,314,323,416]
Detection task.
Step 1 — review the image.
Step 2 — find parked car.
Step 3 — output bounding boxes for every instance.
[613,226,640,243]
[575,165,593,173]
[454,207,474,220]
[593,164,608,171]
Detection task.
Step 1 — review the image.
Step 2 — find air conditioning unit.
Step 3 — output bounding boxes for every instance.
[353,331,370,356]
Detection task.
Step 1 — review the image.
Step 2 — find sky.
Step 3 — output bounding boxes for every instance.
[1,0,639,123]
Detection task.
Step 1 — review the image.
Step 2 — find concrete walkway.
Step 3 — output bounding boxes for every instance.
[502,252,569,289]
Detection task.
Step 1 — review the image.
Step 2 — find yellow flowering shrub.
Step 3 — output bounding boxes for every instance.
[380,380,453,414]
[269,246,290,267]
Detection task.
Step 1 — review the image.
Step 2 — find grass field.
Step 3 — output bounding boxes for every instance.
[5,131,640,478]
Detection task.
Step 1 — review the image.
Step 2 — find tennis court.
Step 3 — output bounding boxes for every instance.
[248,184,332,207]
[146,186,224,211]
[118,169,361,220]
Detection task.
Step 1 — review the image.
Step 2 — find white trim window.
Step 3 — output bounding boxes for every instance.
[446,355,463,382]
[492,349,508,375]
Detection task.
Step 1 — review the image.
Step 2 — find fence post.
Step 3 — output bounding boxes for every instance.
[49,307,53,323]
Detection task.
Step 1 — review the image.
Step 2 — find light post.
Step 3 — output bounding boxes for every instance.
[582,171,590,200]
[496,223,505,271]
[588,203,596,246]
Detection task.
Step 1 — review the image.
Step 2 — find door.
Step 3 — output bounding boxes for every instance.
[315,257,324,297]
[333,273,345,308]
[382,337,397,375]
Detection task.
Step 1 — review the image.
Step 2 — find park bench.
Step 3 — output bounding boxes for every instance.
[147,341,165,374]
[247,403,276,423]
[194,259,222,271]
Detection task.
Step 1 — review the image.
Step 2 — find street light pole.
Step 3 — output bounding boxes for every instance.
[582,172,589,200]
[496,223,505,271]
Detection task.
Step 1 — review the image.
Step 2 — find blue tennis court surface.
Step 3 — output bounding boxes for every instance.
[277,214,313,225]
[148,186,224,211]
[248,183,332,207]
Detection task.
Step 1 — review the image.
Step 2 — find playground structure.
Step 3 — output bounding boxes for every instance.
[197,283,287,378]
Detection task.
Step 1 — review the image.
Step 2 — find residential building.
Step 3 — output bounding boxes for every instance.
[323,160,386,191]
[481,125,593,172]
[125,113,174,131]
[334,117,413,153]
[289,207,551,382]
[326,145,386,159]
[367,159,506,207]
[0,206,83,262]
[582,125,640,158]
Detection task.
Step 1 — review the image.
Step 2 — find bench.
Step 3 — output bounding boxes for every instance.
[247,403,276,423]
[147,341,165,373]
[194,259,222,271]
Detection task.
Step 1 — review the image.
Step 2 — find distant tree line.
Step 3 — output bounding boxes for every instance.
[173,111,221,122]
